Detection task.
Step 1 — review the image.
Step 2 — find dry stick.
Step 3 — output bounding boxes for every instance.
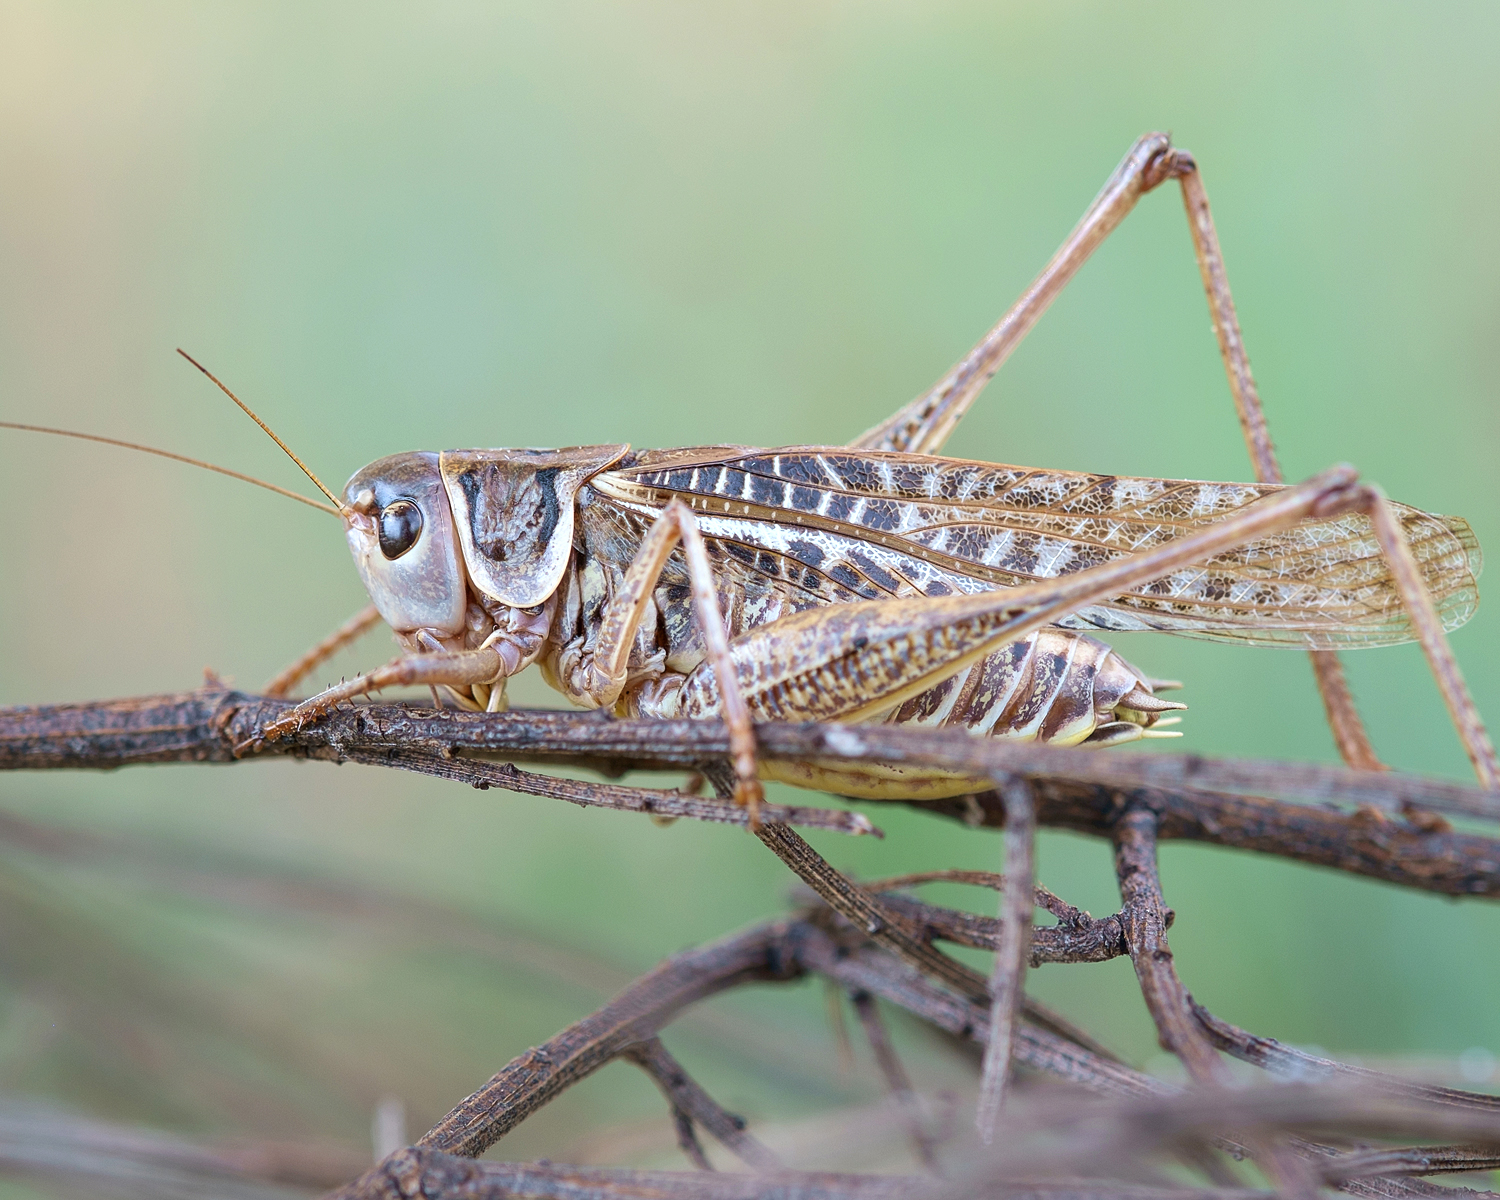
[347,1148,1299,1200]
[1316,1146,1500,1184]
[751,816,1118,1071]
[8,691,1500,894]
[750,810,1116,1062]
[1114,809,1318,1200]
[1113,810,1230,1087]
[794,929,1162,1102]
[1173,159,1384,775]
[10,688,1500,824]
[977,776,1036,1143]
[754,822,990,1006]
[1190,1003,1500,1115]
[340,745,879,836]
[933,1086,1500,1196]
[404,922,796,1163]
[620,1037,782,1173]
[923,775,1500,898]
[801,932,1500,1196]
[358,1149,926,1200]
[755,822,1126,1066]
[270,695,1500,825]
[666,1102,712,1172]
[860,870,1129,966]
[318,916,1500,1200]
[848,991,941,1172]
[871,887,1128,966]
[8,692,1500,896]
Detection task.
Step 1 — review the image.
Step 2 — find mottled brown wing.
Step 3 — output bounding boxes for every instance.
[589,446,1481,650]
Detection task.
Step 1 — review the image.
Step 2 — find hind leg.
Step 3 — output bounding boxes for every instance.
[854,133,1381,768]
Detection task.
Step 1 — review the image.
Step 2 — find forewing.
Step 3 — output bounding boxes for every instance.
[591,446,1481,650]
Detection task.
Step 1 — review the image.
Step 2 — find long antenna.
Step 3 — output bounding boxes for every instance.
[0,421,341,515]
[176,349,347,514]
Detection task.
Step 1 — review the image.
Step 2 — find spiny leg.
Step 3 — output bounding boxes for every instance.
[1348,484,1498,786]
[262,603,383,698]
[1170,155,1382,771]
[854,132,1383,769]
[243,646,504,752]
[852,132,1180,457]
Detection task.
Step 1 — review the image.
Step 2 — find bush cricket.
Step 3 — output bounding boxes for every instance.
[5,133,1493,824]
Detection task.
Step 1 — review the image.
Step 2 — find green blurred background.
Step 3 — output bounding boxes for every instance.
[3,0,1500,1187]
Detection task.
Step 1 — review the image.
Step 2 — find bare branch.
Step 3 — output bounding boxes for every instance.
[668,1104,714,1172]
[1317,1145,1500,1183]
[1113,809,1229,1087]
[351,1148,925,1199]
[978,776,1036,1141]
[620,1037,782,1172]
[871,890,1128,965]
[343,745,881,836]
[346,1147,1297,1200]
[6,691,1500,896]
[1113,810,1317,1197]
[414,921,799,1160]
[849,991,941,1171]
[1191,1003,1500,1114]
[795,930,1164,1101]
[754,821,991,1005]
[10,689,1500,1200]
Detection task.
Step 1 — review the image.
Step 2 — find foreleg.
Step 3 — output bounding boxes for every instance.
[244,645,506,751]
[262,603,384,698]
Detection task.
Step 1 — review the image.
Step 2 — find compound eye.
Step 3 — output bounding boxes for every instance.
[378,499,423,559]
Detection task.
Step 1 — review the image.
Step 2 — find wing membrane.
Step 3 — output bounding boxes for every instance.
[591,446,1481,651]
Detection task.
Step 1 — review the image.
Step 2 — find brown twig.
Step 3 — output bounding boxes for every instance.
[754,822,991,1005]
[301,910,1500,1199]
[350,1148,925,1199]
[412,921,799,1162]
[860,872,1130,966]
[1113,809,1320,1199]
[7,689,1500,1200]
[794,929,1163,1102]
[848,991,941,1172]
[978,776,1037,1142]
[8,691,1500,895]
[620,1037,783,1172]
[342,745,881,836]
[1113,809,1229,1087]
[1191,1003,1500,1114]
[871,891,1128,966]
